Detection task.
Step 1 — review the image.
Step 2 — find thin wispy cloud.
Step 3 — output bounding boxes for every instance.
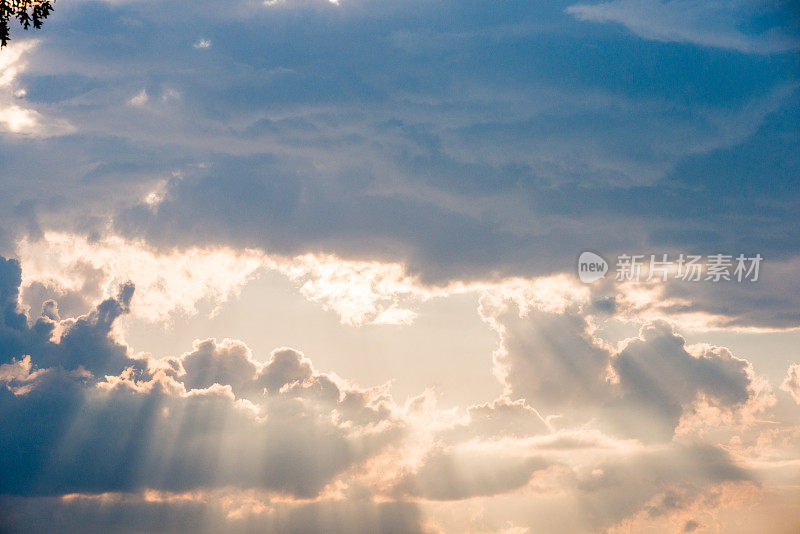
[567,0,800,54]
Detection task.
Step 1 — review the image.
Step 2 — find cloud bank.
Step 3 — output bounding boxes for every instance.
[1,257,798,532]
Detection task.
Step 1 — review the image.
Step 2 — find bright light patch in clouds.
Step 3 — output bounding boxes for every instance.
[0,104,39,133]
[16,232,267,323]
[15,232,438,327]
[16,231,779,333]
[193,38,212,49]
[12,231,595,335]
[276,254,431,326]
[128,89,149,106]
[14,232,446,327]
[0,41,72,136]
[273,257,593,327]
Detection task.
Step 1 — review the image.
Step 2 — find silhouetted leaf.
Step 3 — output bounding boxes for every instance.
[1,0,56,47]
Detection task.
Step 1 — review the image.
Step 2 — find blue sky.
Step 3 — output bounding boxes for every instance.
[1,1,799,532]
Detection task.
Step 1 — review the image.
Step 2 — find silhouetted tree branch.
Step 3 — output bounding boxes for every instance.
[1,0,55,47]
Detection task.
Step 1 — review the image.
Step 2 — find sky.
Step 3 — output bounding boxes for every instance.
[0,0,799,532]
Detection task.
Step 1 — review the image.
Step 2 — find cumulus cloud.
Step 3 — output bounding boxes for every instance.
[0,351,399,497]
[0,256,403,500]
[493,306,612,413]
[484,292,762,441]
[608,321,755,440]
[781,363,800,404]
[1,255,797,531]
[0,257,139,376]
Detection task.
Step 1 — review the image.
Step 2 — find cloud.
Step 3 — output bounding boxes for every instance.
[608,320,754,440]
[176,338,263,395]
[109,88,799,287]
[0,255,404,500]
[450,398,550,440]
[127,88,148,106]
[173,338,397,428]
[15,231,435,327]
[0,257,139,376]
[566,0,800,54]
[275,254,430,326]
[0,340,401,501]
[573,443,751,529]
[484,292,762,441]
[0,0,795,318]
[1,254,797,531]
[0,41,73,136]
[0,492,425,534]
[781,363,800,404]
[601,256,800,331]
[392,441,551,500]
[492,306,612,414]
[13,228,800,334]
[16,232,267,323]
